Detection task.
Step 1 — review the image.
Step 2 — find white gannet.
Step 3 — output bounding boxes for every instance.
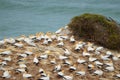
[51,34,57,40]
[16,35,25,41]
[41,72,47,77]
[3,56,11,61]
[87,42,94,52]
[63,75,73,80]
[24,51,33,55]
[64,49,71,56]
[82,50,90,57]
[14,43,23,48]
[94,70,103,76]
[50,58,56,64]
[95,51,101,55]
[112,56,119,61]
[16,68,26,73]
[2,70,11,78]
[0,40,5,45]
[23,72,32,78]
[40,54,48,59]
[94,61,103,66]
[69,65,76,71]
[115,74,120,78]
[58,71,64,77]
[106,51,113,58]
[44,34,49,40]
[60,35,68,40]
[74,42,84,51]
[29,35,36,40]
[55,28,63,34]
[18,53,27,58]
[75,45,80,51]
[54,64,61,72]
[27,41,36,47]
[77,59,86,64]
[88,64,94,70]
[59,55,68,60]
[104,62,113,67]
[24,38,36,46]
[19,63,27,68]
[64,25,69,29]
[105,66,114,72]
[95,47,103,52]
[5,38,15,44]
[48,38,52,43]
[1,61,7,66]
[64,60,71,65]
[33,55,39,65]
[57,41,64,47]
[0,51,12,55]
[106,51,113,56]
[101,55,110,60]
[36,32,45,40]
[39,75,50,80]
[39,68,44,73]
[87,46,94,52]
[89,57,97,62]
[76,71,86,76]
[70,35,75,43]
[43,39,48,45]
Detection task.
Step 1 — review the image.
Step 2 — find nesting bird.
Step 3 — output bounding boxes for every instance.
[23,72,32,78]
[64,49,71,56]
[43,39,48,45]
[55,28,63,34]
[82,50,90,57]
[39,75,50,80]
[59,55,68,60]
[57,71,64,77]
[69,65,76,71]
[74,41,84,51]
[5,38,15,44]
[76,71,86,76]
[77,59,86,64]
[33,55,39,65]
[94,70,103,76]
[114,74,120,78]
[14,43,23,48]
[2,70,11,78]
[0,51,12,55]
[57,41,64,47]
[89,57,97,62]
[63,75,73,80]
[70,35,75,43]
[3,56,11,62]
[105,66,114,72]
[16,68,26,73]
[40,54,48,59]
[53,64,61,72]
[0,40,5,45]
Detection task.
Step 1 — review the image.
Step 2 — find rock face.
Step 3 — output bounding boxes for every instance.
[68,13,120,50]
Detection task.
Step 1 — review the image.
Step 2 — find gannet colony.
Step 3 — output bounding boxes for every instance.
[0,26,120,80]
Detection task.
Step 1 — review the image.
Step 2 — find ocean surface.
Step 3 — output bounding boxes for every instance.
[0,0,120,40]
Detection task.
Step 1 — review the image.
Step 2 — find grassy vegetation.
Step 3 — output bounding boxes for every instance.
[68,13,120,50]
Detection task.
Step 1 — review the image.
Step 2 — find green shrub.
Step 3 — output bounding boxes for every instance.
[68,13,120,50]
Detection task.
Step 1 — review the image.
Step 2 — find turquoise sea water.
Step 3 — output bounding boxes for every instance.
[0,0,120,40]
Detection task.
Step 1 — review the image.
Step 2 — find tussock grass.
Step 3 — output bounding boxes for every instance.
[68,13,120,50]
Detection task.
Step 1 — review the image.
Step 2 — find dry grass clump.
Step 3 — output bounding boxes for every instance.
[68,13,120,50]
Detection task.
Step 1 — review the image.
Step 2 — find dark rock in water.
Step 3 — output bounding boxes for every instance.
[68,13,120,50]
